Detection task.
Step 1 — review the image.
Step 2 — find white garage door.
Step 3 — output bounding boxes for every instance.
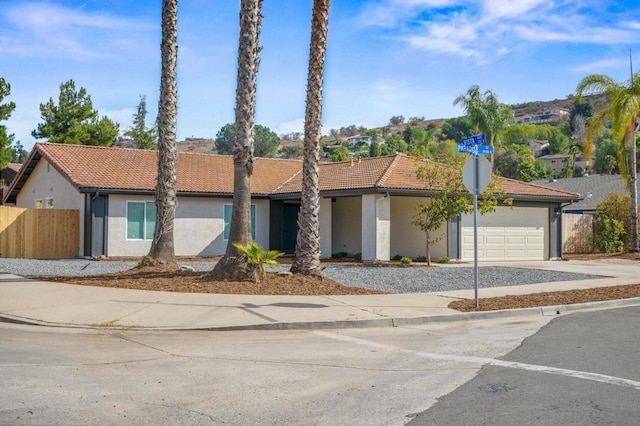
[461,207,548,261]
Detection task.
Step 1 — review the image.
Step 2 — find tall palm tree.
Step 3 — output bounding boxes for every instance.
[147,0,178,266]
[453,85,513,166]
[576,72,640,251]
[211,0,263,280]
[290,0,330,277]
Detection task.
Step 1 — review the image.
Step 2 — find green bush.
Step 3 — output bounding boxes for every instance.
[400,256,412,265]
[438,256,450,264]
[354,252,362,261]
[232,242,284,278]
[391,254,403,261]
[595,216,626,253]
[332,251,348,259]
[413,256,427,263]
[595,193,631,250]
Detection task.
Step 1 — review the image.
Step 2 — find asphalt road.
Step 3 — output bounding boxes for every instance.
[408,305,640,425]
[0,316,550,425]
[3,306,639,425]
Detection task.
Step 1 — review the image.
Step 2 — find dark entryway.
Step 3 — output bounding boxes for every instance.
[282,203,300,252]
[84,194,108,257]
[270,200,300,253]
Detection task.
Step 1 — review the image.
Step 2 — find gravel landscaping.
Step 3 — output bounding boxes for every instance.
[0,258,606,294]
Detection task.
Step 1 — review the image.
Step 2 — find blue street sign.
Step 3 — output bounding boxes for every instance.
[461,134,486,146]
[457,144,493,155]
[457,144,475,153]
[476,145,493,155]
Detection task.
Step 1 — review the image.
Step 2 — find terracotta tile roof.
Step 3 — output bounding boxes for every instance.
[35,143,303,195]
[276,153,580,200]
[5,144,580,202]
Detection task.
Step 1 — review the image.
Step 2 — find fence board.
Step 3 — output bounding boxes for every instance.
[0,206,79,259]
[562,213,595,254]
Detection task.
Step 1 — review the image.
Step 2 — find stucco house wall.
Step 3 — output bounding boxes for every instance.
[107,195,270,257]
[331,196,362,256]
[15,158,85,256]
[390,196,447,259]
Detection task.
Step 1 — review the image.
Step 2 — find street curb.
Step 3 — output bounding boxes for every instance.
[2,297,640,331]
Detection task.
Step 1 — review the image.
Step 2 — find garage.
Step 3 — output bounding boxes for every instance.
[461,206,548,261]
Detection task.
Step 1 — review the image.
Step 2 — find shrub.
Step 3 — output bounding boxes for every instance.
[414,256,427,263]
[400,256,412,265]
[391,254,403,261]
[595,193,631,250]
[332,251,348,259]
[595,216,626,253]
[438,256,450,264]
[232,242,284,278]
[354,252,362,261]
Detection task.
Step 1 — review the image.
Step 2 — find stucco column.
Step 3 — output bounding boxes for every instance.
[361,194,391,262]
[319,197,332,259]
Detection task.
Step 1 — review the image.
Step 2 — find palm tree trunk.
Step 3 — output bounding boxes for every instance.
[211,0,263,281]
[148,0,178,267]
[290,0,330,277]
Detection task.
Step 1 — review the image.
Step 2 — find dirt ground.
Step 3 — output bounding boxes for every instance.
[34,252,640,312]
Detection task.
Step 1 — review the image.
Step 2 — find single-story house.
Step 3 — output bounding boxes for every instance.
[532,174,635,214]
[3,143,581,262]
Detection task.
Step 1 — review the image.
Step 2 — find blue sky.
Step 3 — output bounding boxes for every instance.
[1,0,639,151]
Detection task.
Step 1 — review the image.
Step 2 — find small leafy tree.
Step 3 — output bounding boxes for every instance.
[124,95,157,150]
[411,160,509,265]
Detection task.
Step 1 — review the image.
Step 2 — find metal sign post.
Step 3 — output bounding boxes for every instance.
[460,135,491,309]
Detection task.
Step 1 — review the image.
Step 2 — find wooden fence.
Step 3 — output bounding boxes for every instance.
[0,206,80,259]
[562,213,595,254]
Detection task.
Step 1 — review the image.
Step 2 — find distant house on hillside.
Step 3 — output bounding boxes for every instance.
[346,135,373,147]
[519,139,549,157]
[515,108,569,126]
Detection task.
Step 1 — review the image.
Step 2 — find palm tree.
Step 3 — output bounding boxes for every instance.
[453,85,513,166]
[147,0,178,266]
[576,72,640,251]
[290,0,330,277]
[211,0,263,280]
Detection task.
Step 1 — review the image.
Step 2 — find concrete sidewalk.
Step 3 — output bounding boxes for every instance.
[1,259,640,330]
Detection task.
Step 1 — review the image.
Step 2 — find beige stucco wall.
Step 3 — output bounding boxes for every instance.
[390,196,447,260]
[107,195,270,257]
[331,196,362,256]
[15,159,85,256]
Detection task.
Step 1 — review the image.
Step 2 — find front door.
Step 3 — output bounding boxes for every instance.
[282,203,300,253]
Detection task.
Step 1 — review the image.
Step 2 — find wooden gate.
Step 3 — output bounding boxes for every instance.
[562,213,595,254]
[0,206,80,259]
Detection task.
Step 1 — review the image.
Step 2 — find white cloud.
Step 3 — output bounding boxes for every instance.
[355,0,639,62]
[0,2,153,60]
[571,59,628,74]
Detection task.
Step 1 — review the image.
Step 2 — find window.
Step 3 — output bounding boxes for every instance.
[127,201,156,240]
[35,199,43,209]
[223,204,255,240]
[45,197,54,208]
